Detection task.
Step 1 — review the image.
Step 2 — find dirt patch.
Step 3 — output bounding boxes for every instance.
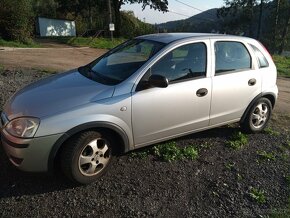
[276,77,290,115]
[0,47,106,72]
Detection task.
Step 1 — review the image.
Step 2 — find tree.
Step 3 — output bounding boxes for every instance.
[32,0,58,18]
[120,10,154,38]
[111,0,168,36]
[218,0,258,37]
[0,0,33,42]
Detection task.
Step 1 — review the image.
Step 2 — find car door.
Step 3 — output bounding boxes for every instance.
[210,40,262,125]
[131,41,212,147]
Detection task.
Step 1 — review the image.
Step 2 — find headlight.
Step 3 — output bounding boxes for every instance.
[5,117,40,138]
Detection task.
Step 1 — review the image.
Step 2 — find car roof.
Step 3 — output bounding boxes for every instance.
[136,33,252,44]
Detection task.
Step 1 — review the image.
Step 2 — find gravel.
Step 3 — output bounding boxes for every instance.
[0,69,289,217]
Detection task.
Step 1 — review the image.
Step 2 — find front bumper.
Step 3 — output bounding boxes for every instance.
[1,128,63,172]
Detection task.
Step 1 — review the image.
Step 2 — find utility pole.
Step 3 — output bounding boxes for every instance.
[108,0,113,41]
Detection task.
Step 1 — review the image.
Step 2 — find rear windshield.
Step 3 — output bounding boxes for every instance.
[79,39,165,85]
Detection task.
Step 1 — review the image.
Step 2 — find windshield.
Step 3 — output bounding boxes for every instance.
[79,39,165,85]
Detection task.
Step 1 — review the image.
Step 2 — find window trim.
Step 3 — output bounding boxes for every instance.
[249,44,269,69]
[214,40,253,76]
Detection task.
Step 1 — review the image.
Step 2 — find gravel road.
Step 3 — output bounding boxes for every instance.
[0,69,289,217]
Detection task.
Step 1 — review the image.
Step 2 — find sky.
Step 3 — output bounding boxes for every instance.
[121,0,225,24]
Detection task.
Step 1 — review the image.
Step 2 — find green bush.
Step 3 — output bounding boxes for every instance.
[273,55,290,77]
[0,0,33,42]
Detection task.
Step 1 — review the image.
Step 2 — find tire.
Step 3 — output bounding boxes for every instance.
[241,97,272,133]
[61,131,114,184]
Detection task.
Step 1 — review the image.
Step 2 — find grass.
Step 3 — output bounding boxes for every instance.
[264,127,280,136]
[130,141,198,162]
[227,131,248,149]
[249,187,266,204]
[273,55,290,77]
[225,162,235,170]
[0,36,124,49]
[129,150,149,159]
[49,36,125,49]
[257,150,276,161]
[63,37,125,49]
[286,140,290,149]
[0,38,39,48]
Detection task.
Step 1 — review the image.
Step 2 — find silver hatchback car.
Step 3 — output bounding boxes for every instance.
[1,33,278,184]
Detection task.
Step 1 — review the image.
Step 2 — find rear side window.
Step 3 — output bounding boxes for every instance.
[215,41,251,74]
[250,44,269,68]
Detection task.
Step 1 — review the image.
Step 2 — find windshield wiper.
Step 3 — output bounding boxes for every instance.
[89,69,120,85]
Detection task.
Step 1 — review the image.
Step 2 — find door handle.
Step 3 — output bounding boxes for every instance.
[248,78,256,86]
[196,88,208,97]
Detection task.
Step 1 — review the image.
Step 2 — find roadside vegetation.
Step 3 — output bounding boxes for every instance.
[60,37,125,49]
[273,55,290,77]
[0,38,39,48]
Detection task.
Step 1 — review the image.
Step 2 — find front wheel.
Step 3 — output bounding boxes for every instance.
[60,131,114,184]
[241,97,272,133]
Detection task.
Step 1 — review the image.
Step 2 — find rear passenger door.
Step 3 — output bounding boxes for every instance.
[210,40,262,125]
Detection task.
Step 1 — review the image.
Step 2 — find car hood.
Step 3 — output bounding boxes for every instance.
[4,69,115,120]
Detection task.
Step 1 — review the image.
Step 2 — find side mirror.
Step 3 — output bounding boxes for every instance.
[148,74,169,88]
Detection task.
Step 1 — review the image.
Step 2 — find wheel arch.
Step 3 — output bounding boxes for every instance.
[48,121,130,172]
[240,92,276,124]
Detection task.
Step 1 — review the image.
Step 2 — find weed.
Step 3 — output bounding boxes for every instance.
[237,173,243,181]
[264,127,280,136]
[257,150,276,161]
[249,187,266,204]
[286,175,290,186]
[212,191,220,197]
[152,142,198,162]
[129,150,149,159]
[199,142,213,150]
[153,142,182,162]
[227,131,248,149]
[182,145,198,160]
[286,140,290,149]
[225,162,235,170]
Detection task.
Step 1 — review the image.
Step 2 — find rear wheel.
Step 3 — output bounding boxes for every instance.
[61,131,114,184]
[241,97,272,133]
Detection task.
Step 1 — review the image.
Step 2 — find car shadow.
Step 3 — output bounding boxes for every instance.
[0,145,76,199]
[0,125,241,199]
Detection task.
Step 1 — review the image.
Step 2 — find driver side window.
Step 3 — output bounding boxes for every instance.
[151,42,207,82]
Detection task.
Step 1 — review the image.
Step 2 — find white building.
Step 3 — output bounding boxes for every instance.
[37,17,76,37]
